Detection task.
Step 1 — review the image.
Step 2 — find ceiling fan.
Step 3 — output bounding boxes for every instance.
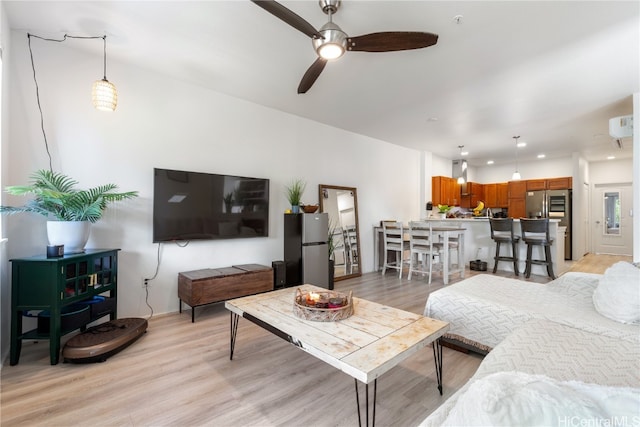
[251,0,439,94]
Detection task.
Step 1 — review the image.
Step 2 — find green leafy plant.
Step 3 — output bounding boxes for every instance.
[285,179,306,207]
[436,204,452,213]
[0,169,138,223]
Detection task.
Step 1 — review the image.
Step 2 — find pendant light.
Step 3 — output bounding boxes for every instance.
[28,33,119,170]
[92,35,118,111]
[512,136,522,180]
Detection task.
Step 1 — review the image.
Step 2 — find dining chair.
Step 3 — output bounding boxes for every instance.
[381,221,408,278]
[407,221,438,284]
[343,224,359,275]
[331,227,347,275]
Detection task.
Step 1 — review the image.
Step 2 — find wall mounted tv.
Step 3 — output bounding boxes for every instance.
[153,168,269,242]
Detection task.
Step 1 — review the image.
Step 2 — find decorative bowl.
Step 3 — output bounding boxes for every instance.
[301,204,319,213]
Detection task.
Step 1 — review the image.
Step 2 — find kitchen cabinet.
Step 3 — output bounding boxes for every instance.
[497,183,509,207]
[432,176,460,206]
[484,184,497,208]
[526,179,547,191]
[508,198,526,219]
[548,177,572,190]
[508,181,527,218]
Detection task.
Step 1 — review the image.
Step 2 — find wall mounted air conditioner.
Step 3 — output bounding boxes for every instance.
[609,115,633,138]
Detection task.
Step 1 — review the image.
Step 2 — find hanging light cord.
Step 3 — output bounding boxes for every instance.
[514,136,520,171]
[27,33,108,172]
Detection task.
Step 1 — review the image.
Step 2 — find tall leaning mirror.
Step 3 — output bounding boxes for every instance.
[319,184,361,281]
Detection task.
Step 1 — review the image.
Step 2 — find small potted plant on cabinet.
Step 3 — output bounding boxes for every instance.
[0,169,138,253]
[285,179,306,213]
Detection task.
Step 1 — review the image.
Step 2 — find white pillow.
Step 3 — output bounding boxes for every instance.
[592,261,640,324]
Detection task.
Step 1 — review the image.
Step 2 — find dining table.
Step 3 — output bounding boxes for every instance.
[374,222,466,285]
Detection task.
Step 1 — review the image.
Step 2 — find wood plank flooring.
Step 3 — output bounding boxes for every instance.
[0,255,623,426]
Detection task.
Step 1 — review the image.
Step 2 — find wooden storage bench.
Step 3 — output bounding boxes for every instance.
[178,264,273,322]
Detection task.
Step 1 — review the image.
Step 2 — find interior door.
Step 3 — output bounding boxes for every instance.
[592,184,633,255]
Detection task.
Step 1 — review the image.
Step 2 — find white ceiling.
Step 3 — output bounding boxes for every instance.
[5,1,639,166]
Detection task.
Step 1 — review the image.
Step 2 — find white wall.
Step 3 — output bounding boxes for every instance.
[3,30,422,338]
[589,158,633,184]
[0,0,11,369]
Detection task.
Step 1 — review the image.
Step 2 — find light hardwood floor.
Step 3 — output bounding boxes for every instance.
[0,255,627,426]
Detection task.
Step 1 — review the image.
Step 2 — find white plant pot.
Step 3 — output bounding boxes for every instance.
[438,213,447,219]
[47,221,91,254]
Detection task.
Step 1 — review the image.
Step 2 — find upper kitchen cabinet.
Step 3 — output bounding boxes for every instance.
[484,183,509,208]
[526,179,547,191]
[547,177,572,190]
[526,177,573,191]
[484,184,497,208]
[497,183,509,207]
[432,176,460,207]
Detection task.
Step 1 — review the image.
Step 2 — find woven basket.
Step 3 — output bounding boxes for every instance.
[293,288,353,322]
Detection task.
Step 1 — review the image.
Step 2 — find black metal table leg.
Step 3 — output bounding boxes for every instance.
[432,338,444,395]
[230,312,240,360]
[354,378,377,426]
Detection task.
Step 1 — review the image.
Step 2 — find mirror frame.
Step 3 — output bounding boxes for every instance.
[319,184,362,281]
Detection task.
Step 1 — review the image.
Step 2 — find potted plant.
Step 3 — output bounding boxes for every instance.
[285,179,306,213]
[0,169,138,253]
[436,204,452,219]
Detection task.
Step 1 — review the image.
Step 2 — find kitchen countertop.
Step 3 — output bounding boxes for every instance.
[423,217,561,222]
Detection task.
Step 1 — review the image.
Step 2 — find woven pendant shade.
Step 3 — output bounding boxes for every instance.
[92,78,117,112]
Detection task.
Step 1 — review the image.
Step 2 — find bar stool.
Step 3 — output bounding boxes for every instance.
[489,218,520,275]
[520,218,556,280]
[381,221,408,278]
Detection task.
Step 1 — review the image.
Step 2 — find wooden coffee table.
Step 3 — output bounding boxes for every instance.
[225,285,449,426]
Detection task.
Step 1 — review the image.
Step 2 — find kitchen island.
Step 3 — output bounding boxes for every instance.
[374,218,567,278]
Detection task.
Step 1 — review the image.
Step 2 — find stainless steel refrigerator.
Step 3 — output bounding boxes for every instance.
[525,189,572,260]
[284,213,329,288]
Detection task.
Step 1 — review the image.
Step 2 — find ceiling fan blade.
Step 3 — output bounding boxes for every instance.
[298,58,328,94]
[251,0,323,39]
[347,32,439,52]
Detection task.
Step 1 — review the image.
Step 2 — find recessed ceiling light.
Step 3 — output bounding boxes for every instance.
[537,154,546,159]
[453,15,463,24]
[426,117,439,122]
[607,155,616,160]
[487,160,494,165]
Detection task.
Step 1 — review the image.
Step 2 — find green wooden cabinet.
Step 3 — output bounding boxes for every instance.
[10,249,119,365]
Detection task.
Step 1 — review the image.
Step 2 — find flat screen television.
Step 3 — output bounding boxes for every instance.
[153,168,269,242]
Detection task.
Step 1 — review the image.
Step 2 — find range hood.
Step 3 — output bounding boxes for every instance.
[452,159,467,187]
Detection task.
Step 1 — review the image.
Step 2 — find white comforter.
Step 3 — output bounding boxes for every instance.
[424,272,640,350]
[440,371,640,427]
[422,319,640,427]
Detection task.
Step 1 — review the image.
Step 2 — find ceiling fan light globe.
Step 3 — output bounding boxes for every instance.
[318,43,344,59]
[314,22,347,60]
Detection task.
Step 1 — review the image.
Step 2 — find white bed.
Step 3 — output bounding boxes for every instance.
[424,271,640,352]
[421,318,640,426]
